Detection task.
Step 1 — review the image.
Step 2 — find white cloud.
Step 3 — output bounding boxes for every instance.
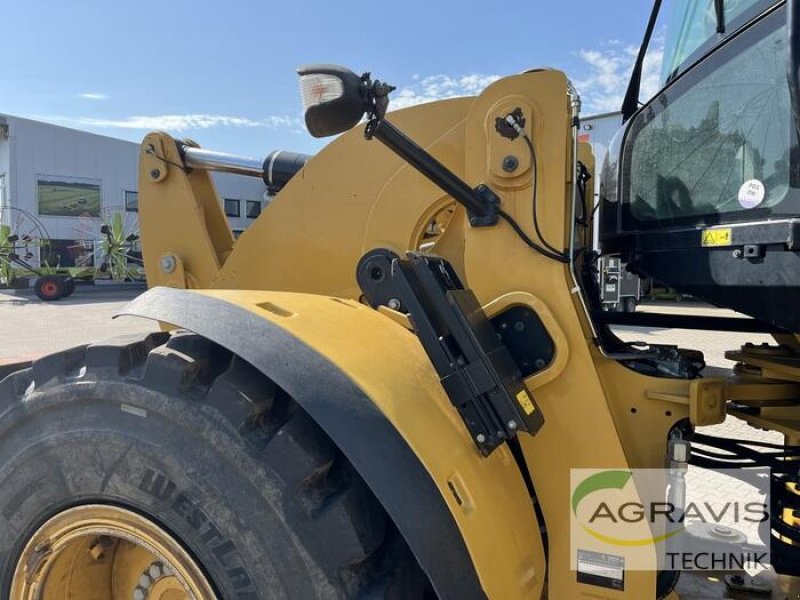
[37,113,300,132]
[389,73,501,111]
[79,93,107,100]
[574,36,664,114]
[386,52,665,116]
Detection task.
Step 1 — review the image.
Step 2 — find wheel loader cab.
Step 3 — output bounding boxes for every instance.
[600,0,800,332]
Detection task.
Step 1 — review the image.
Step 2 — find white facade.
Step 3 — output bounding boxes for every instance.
[579,110,623,189]
[0,114,268,268]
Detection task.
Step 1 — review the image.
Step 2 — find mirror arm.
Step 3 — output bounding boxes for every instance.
[364,117,499,226]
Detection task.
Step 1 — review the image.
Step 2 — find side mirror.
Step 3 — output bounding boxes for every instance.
[297,65,367,138]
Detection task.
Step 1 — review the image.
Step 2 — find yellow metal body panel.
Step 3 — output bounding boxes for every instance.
[454,71,678,597]
[137,69,774,598]
[213,99,474,299]
[197,288,546,600]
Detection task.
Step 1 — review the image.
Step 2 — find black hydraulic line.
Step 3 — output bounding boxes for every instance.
[520,133,566,258]
[690,432,800,474]
[498,112,569,262]
[694,434,800,452]
[498,210,569,263]
[622,0,663,122]
[366,118,497,221]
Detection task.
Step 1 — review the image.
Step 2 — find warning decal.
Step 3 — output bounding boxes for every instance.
[516,390,536,415]
[701,228,732,247]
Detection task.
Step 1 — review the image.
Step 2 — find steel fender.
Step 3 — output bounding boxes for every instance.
[118,287,545,600]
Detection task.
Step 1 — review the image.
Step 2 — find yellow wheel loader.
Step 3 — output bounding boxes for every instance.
[2,0,800,598]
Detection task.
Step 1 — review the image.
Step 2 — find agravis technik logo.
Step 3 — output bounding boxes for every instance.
[570,468,770,574]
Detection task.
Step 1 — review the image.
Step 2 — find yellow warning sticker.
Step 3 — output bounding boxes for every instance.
[701,228,732,247]
[516,390,536,415]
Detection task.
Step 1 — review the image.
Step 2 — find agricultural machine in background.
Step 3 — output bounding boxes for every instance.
[73,207,144,282]
[0,206,142,301]
[0,206,76,300]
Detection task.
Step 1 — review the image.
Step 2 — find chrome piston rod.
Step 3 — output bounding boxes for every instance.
[182,147,264,177]
[180,145,311,192]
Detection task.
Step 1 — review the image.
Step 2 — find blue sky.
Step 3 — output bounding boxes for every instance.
[1,1,664,157]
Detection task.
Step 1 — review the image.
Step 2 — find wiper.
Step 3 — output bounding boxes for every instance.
[714,0,726,33]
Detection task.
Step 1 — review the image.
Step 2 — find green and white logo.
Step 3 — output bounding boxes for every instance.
[570,468,770,572]
[571,470,683,546]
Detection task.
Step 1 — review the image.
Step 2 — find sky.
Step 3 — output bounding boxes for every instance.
[1,1,667,158]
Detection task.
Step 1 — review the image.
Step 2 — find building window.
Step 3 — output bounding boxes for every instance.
[37,177,101,217]
[224,198,240,217]
[232,229,244,239]
[125,191,138,212]
[246,200,261,219]
[40,239,94,268]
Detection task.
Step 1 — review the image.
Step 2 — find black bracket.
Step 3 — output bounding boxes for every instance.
[357,249,544,455]
[468,184,500,227]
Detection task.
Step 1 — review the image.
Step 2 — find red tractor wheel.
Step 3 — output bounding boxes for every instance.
[34,275,65,301]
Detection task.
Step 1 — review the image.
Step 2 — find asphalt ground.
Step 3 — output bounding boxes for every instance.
[0,286,158,363]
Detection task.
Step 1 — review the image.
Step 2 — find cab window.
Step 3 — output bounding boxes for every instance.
[625,11,790,225]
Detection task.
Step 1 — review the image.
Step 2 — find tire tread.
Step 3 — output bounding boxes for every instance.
[7,332,430,599]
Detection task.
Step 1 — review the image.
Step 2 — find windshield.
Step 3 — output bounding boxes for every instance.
[661,0,770,82]
[626,9,791,226]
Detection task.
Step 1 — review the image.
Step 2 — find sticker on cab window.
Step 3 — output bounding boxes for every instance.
[738,179,765,209]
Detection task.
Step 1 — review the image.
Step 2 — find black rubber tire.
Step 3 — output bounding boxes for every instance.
[33,275,65,301]
[62,277,76,298]
[0,332,432,599]
[622,296,637,313]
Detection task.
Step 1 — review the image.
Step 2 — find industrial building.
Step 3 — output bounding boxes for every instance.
[0,114,268,270]
[578,111,623,190]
